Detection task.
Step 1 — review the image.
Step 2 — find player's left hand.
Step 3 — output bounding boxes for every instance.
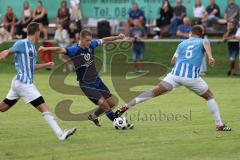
[208,57,215,67]
[118,33,125,39]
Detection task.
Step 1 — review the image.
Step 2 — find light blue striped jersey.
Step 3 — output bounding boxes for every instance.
[10,39,37,84]
[171,37,209,78]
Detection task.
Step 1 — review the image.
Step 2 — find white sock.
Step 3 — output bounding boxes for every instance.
[43,112,63,138]
[128,90,155,108]
[207,99,223,126]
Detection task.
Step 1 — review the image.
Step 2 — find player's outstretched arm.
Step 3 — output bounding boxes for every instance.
[203,41,215,67]
[38,46,67,54]
[101,33,125,44]
[0,49,13,60]
[35,62,54,70]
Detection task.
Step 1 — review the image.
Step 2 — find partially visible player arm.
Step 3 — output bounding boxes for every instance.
[101,33,125,44]
[38,46,67,54]
[0,49,14,60]
[171,48,179,65]
[171,55,177,65]
[203,41,215,67]
[35,62,54,70]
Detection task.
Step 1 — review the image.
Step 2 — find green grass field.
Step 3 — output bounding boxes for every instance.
[0,42,239,160]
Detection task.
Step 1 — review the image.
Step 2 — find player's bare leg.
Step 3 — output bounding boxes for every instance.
[0,102,11,112]
[0,99,18,112]
[200,89,231,131]
[136,60,141,72]
[88,97,115,126]
[105,97,116,108]
[115,82,170,117]
[97,97,117,121]
[227,60,235,76]
[36,102,77,140]
[133,60,138,72]
[139,60,144,72]
[88,97,116,126]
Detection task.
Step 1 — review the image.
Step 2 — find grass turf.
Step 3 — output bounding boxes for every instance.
[0,41,239,160]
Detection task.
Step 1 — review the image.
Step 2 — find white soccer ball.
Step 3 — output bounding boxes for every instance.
[113,116,128,130]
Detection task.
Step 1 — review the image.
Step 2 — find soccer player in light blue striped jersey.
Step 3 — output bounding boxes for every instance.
[116,25,231,131]
[0,22,77,140]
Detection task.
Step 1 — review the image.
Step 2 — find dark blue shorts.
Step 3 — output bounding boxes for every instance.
[229,50,239,61]
[132,48,144,61]
[79,78,112,105]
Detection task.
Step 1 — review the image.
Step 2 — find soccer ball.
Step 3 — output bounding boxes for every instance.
[113,116,128,130]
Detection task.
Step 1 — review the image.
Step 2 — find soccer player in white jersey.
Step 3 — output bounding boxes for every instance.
[115,25,231,131]
[0,22,77,140]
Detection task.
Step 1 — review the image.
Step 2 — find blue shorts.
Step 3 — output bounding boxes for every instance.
[79,77,112,105]
[229,50,239,61]
[132,48,144,61]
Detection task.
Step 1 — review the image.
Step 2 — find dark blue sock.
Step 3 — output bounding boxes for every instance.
[105,110,116,121]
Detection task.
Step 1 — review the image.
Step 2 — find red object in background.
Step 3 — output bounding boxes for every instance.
[39,42,53,63]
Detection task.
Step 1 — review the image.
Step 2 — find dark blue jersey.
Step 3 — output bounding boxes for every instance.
[65,39,102,84]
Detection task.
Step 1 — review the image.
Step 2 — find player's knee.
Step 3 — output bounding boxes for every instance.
[159,81,172,91]
[201,90,214,100]
[153,83,170,96]
[98,98,110,112]
[108,99,116,108]
[208,93,214,100]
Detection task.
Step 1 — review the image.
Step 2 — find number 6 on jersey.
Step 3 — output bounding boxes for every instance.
[185,45,194,59]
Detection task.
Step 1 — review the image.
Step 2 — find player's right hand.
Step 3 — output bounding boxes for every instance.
[208,57,215,67]
[45,62,55,68]
[0,53,4,60]
[118,33,125,39]
[0,51,9,60]
[38,46,46,52]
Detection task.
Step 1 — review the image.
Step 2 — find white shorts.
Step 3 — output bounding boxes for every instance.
[6,77,42,104]
[162,73,209,96]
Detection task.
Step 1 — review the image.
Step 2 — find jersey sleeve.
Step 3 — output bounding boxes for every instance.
[90,39,102,49]
[65,44,78,57]
[10,40,25,54]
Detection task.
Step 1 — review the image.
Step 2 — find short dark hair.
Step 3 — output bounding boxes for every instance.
[191,25,203,37]
[80,29,92,38]
[27,22,40,35]
[61,0,67,5]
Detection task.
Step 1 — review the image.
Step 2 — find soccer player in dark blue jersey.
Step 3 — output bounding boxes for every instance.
[39,29,133,129]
